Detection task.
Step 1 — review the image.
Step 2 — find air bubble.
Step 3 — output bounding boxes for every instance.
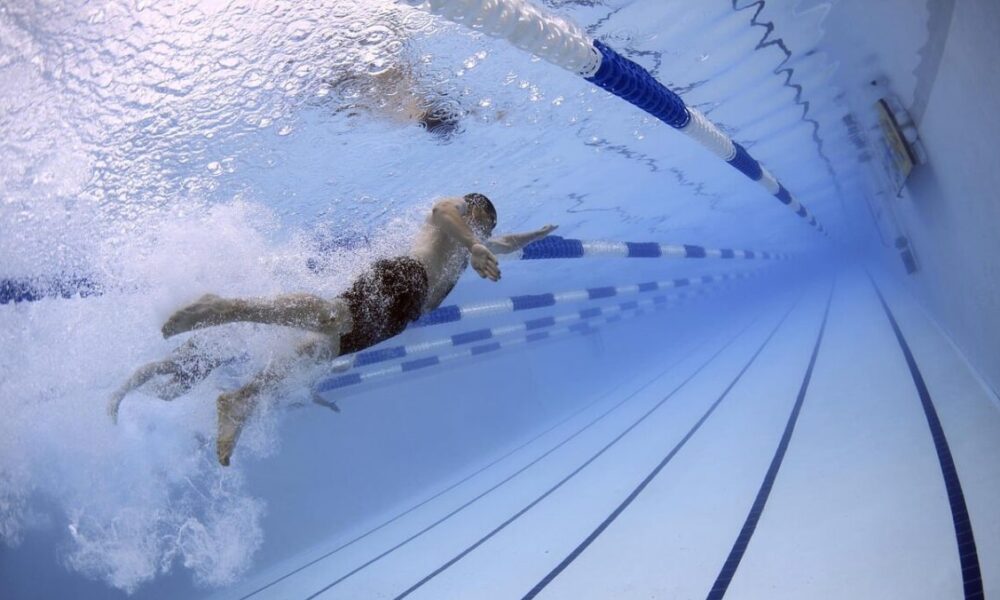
[241,70,266,89]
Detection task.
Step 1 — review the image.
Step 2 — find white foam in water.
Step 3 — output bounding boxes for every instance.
[0,207,288,592]
[0,0,428,590]
[0,194,428,592]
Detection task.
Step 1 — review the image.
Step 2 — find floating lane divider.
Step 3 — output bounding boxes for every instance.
[400,0,828,235]
[1,240,784,305]
[325,282,724,375]
[316,281,730,391]
[315,284,715,395]
[411,268,763,328]
[509,236,791,261]
[0,275,103,305]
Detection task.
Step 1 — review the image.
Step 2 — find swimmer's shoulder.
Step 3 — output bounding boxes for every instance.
[429,195,466,215]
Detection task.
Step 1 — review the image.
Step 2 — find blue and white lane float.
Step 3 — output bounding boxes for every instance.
[398,0,827,235]
[316,285,714,394]
[1,239,785,305]
[323,278,734,376]
[411,268,762,328]
[509,236,790,261]
[0,275,103,305]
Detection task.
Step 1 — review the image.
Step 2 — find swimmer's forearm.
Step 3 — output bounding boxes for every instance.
[488,225,558,254]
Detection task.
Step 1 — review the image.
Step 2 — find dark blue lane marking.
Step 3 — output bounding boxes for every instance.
[389,300,796,600]
[706,282,834,599]
[413,304,461,327]
[512,293,557,311]
[868,275,985,600]
[240,334,716,600]
[525,316,556,331]
[471,342,502,356]
[354,346,407,367]
[684,244,708,258]
[401,356,439,372]
[519,298,799,600]
[300,317,751,600]
[587,286,617,300]
[526,331,550,343]
[451,329,493,346]
[626,242,661,258]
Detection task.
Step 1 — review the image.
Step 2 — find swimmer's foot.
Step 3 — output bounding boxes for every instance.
[312,391,341,413]
[107,389,126,425]
[162,294,232,338]
[216,387,258,467]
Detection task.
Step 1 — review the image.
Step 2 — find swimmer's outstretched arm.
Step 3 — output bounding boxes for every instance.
[485,224,559,255]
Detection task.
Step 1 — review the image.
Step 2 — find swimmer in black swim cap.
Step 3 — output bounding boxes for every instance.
[113,195,556,466]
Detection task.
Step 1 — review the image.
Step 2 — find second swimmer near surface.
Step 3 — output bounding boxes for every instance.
[110,194,558,466]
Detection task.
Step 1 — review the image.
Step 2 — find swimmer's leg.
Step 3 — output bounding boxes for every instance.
[216,335,340,466]
[108,361,175,424]
[108,338,229,423]
[162,293,352,338]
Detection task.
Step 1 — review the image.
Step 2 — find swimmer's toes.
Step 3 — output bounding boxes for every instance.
[107,390,126,424]
[216,388,255,467]
[217,438,233,467]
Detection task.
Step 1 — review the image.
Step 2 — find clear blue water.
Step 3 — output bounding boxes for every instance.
[3,1,998,599]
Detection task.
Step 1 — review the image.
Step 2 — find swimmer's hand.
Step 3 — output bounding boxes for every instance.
[532,224,558,239]
[471,243,500,281]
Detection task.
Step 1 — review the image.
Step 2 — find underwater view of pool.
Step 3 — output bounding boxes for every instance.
[2,0,998,598]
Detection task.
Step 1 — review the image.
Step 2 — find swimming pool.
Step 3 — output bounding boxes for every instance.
[2,0,998,598]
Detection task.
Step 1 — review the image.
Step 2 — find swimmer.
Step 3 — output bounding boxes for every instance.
[112,194,557,466]
[332,63,467,140]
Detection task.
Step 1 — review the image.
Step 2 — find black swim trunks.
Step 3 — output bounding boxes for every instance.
[338,256,429,355]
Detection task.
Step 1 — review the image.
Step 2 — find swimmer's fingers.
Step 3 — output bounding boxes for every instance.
[476,258,500,281]
[472,246,500,281]
[473,263,491,280]
[484,254,500,280]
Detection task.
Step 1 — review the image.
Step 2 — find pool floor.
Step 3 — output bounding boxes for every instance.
[217,269,1000,599]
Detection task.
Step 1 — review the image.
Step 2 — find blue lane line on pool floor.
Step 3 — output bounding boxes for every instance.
[241,326,725,599]
[868,275,985,600]
[394,308,787,599]
[239,389,620,600]
[705,281,834,599]
[517,294,803,600]
[298,313,759,600]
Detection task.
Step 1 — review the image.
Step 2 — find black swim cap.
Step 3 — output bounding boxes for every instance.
[463,193,497,232]
[419,107,462,140]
